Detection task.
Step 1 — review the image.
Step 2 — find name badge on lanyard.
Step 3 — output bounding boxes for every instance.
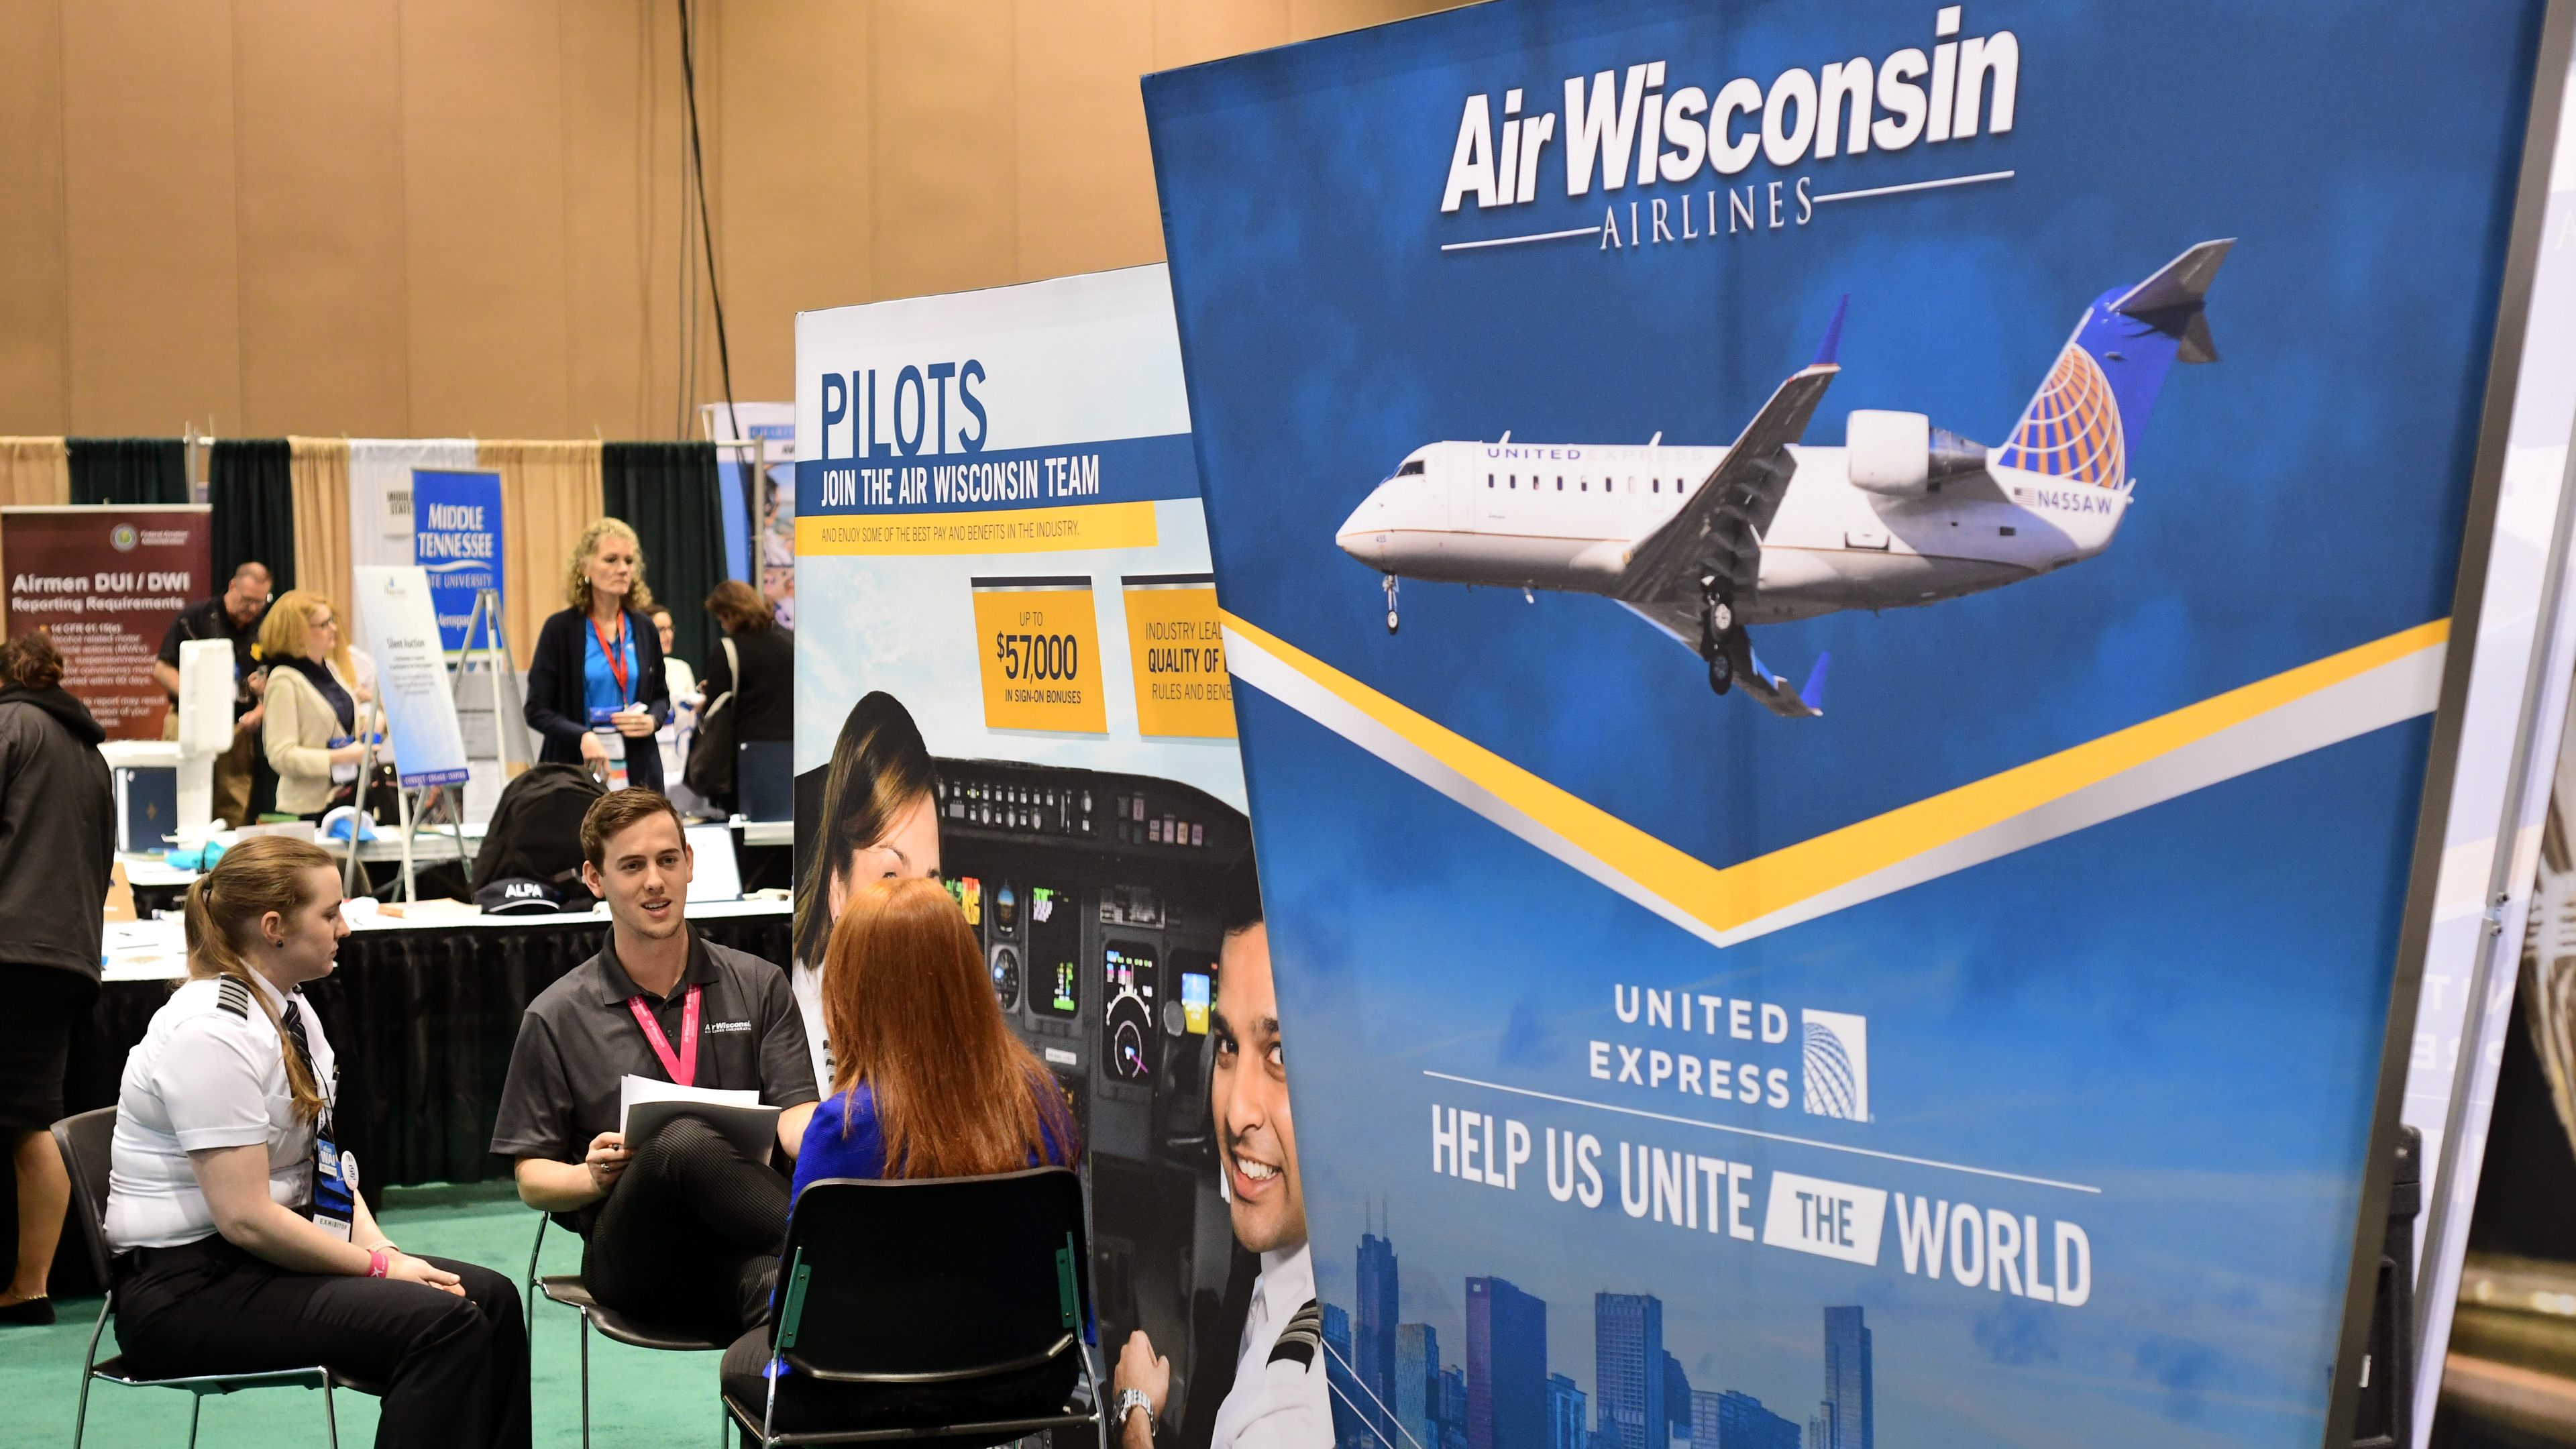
[309,1069,355,1242]
[311,1138,360,1242]
[629,983,702,1087]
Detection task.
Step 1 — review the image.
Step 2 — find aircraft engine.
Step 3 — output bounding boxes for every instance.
[1845,409,1988,496]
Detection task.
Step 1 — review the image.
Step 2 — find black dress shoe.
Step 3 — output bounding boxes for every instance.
[0,1297,55,1326]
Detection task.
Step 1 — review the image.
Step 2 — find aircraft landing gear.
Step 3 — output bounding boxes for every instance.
[1699,581,1741,696]
[1383,574,1400,635]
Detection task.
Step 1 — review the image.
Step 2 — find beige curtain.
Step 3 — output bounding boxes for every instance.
[477,439,604,667]
[0,437,69,508]
[287,437,353,627]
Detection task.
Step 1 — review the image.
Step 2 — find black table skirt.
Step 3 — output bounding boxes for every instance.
[68,913,793,1196]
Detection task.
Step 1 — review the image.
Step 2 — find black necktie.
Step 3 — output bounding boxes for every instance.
[281,994,315,1078]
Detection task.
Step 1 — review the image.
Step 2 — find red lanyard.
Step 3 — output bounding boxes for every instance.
[590,612,633,702]
[627,983,701,1086]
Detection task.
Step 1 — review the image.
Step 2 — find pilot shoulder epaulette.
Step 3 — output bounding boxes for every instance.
[1269,1299,1322,1370]
[215,977,252,1019]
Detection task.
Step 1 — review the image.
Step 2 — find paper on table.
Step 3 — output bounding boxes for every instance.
[618,1074,779,1165]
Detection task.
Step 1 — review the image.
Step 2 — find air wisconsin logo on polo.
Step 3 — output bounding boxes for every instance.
[1801,1009,1869,1122]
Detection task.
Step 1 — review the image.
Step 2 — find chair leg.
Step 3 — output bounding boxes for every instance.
[186,1393,201,1449]
[1081,1344,1110,1449]
[525,1214,549,1341]
[324,1378,341,1449]
[580,1311,592,1449]
[72,1297,111,1449]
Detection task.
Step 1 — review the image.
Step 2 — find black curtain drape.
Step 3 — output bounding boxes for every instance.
[66,437,189,506]
[602,441,728,671]
[208,439,297,594]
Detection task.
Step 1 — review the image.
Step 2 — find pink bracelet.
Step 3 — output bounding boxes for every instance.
[367,1247,390,1279]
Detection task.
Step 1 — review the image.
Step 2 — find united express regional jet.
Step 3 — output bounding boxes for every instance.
[1335,240,2232,717]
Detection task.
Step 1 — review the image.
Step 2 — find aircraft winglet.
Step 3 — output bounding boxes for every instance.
[1810,294,1849,369]
[1799,651,1831,713]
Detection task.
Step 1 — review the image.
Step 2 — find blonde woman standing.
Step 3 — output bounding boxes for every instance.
[102,837,529,1447]
[258,590,368,821]
[524,518,672,794]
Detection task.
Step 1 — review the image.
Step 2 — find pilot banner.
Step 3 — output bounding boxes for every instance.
[1143,3,2551,1448]
[794,266,1257,1436]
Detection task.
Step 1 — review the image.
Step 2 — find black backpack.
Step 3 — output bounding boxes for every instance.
[471,763,606,900]
[684,636,739,804]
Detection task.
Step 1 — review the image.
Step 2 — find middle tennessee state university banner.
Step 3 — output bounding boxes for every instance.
[1142,2,2553,1446]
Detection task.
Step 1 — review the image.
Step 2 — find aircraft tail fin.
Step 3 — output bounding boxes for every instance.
[1996,239,2231,489]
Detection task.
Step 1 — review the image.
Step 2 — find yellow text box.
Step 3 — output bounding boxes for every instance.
[1122,581,1236,738]
[971,580,1108,734]
[799,502,1157,556]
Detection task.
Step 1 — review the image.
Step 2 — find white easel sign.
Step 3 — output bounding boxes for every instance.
[354,566,470,788]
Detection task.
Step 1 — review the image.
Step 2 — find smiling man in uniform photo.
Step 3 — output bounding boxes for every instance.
[490,788,818,1338]
[1114,859,1330,1449]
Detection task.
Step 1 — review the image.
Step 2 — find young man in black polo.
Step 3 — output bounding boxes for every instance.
[491,789,818,1337]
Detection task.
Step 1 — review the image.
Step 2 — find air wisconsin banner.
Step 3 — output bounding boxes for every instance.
[793,266,1258,1442]
[1142,3,2551,1448]
[2,505,213,739]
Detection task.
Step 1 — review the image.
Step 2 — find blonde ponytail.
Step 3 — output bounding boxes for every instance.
[184,836,337,1123]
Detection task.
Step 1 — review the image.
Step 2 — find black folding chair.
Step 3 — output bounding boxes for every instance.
[723,1167,1108,1449]
[51,1106,382,1449]
[525,1210,733,1448]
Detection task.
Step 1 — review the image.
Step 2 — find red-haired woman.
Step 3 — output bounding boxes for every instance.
[718,876,1079,1432]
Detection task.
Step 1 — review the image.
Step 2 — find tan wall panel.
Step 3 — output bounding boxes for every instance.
[0,0,69,436]
[562,0,672,439]
[1289,0,1454,42]
[1016,0,1161,281]
[231,0,411,437]
[871,0,1019,302]
[60,0,242,436]
[399,0,572,437]
[1152,0,1289,70]
[716,0,872,402]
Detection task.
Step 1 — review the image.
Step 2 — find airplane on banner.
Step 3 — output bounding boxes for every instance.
[1335,239,2232,718]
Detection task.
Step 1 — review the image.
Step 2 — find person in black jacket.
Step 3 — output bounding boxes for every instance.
[700,580,793,746]
[0,630,114,1326]
[525,518,672,796]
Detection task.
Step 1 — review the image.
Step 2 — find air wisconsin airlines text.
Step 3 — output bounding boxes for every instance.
[1440,5,2017,244]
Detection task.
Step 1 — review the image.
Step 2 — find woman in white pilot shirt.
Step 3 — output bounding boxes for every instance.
[103,836,530,1449]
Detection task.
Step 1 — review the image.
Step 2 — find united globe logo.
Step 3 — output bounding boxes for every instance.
[1801,1009,1869,1121]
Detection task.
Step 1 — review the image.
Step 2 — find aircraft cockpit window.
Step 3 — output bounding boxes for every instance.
[1395,460,1425,476]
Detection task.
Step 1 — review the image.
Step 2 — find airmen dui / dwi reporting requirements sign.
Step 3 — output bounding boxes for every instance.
[1144,2,2562,1445]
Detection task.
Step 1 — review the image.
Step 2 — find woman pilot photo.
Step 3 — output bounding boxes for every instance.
[790,691,942,1087]
[103,836,530,1448]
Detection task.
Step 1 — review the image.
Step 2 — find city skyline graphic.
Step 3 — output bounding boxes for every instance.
[1318,1216,1868,1449]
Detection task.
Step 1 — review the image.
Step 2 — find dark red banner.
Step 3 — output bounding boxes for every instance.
[2,506,212,740]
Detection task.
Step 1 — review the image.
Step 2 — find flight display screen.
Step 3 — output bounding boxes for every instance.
[1030,885,1079,1018]
[1171,949,1216,1036]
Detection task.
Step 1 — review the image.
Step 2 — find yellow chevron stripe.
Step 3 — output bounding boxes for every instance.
[1222,613,2450,936]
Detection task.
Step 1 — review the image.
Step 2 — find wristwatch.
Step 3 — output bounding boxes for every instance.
[1116,1388,1155,1434]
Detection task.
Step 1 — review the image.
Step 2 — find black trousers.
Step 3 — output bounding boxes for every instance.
[584,1114,788,1340]
[113,1234,529,1449]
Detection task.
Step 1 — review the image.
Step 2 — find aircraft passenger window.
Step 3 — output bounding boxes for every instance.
[1580,480,1587,492]
[1487,474,1494,488]
[1509,475,1516,488]
[1556,476,1563,491]
[1653,480,1662,493]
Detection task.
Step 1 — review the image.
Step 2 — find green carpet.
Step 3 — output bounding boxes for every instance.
[0,1182,733,1448]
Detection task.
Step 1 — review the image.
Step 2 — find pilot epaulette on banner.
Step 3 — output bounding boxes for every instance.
[1269,1300,1322,1370]
[215,977,252,1019]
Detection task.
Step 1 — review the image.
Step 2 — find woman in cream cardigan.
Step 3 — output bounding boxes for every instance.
[258,591,368,821]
